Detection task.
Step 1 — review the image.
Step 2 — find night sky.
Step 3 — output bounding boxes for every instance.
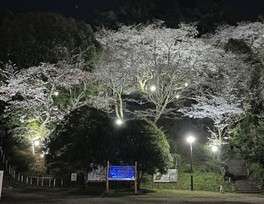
[1,0,264,23]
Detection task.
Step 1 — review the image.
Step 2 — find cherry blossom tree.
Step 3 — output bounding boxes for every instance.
[178,95,243,161]
[0,62,92,143]
[211,22,264,53]
[95,22,228,124]
[177,47,253,161]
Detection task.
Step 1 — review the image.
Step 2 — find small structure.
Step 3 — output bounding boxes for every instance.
[219,185,224,193]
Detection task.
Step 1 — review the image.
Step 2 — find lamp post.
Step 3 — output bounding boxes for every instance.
[187,135,195,191]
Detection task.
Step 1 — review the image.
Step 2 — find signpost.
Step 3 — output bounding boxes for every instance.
[71,173,77,182]
[106,161,137,194]
[0,171,3,200]
[109,166,136,180]
[87,165,106,182]
[153,169,178,183]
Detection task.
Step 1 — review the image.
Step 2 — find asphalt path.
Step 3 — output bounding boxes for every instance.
[1,187,264,204]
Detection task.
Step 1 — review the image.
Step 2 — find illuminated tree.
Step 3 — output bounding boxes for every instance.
[0,62,93,143]
[178,47,253,161]
[95,22,222,123]
[212,22,264,57]
[209,21,264,102]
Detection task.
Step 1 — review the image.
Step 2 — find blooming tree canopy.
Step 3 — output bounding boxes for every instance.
[0,62,92,142]
[95,22,231,123]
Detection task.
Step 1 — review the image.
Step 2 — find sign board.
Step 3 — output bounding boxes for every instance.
[71,173,77,181]
[87,165,106,182]
[109,166,135,180]
[0,171,3,200]
[153,169,177,183]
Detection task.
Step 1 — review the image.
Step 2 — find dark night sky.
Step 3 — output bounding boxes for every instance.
[1,0,264,23]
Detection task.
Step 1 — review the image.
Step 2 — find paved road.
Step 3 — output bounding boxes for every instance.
[1,187,264,204]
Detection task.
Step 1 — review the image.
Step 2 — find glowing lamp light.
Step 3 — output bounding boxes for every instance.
[212,145,218,152]
[150,85,157,92]
[184,82,189,87]
[115,118,123,126]
[34,139,40,147]
[53,91,59,96]
[176,94,180,99]
[186,135,195,143]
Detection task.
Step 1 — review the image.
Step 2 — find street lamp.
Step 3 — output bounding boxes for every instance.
[186,134,195,191]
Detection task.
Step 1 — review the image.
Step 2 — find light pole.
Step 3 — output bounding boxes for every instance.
[187,135,195,191]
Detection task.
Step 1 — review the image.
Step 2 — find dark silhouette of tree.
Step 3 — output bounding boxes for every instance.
[46,105,115,176]
[0,11,101,69]
[90,0,226,33]
[117,119,172,187]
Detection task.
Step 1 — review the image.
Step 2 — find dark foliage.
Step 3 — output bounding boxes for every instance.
[117,119,172,174]
[231,112,264,167]
[0,11,101,69]
[89,0,227,33]
[46,106,116,176]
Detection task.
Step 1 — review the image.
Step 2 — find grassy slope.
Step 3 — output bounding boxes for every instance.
[141,168,234,192]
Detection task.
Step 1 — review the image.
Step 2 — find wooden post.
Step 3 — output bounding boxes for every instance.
[37,178,39,186]
[106,161,109,194]
[134,161,138,194]
[53,179,56,187]
[26,177,29,184]
[60,179,63,187]
[30,177,33,185]
[49,178,51,187]
[41,178,44,187]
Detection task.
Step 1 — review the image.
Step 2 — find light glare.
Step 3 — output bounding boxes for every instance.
[186,135,195,143]
[54,91,59,96]
[115,118,123,126]
[34,139,40,147]
[212,145,218,152]
[150,85,156,92]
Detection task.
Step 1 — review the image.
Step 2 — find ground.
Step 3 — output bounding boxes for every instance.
[1,187,264,204]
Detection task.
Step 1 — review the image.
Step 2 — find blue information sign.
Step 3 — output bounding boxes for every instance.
[109,166,135,180]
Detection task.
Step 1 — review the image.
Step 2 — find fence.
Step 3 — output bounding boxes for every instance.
[0,146,64,187]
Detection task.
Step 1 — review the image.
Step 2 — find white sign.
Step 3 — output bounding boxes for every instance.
[0,171,3,200]
[71,173,77,181]
[87,165,106,182]
[153,169,177,183]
